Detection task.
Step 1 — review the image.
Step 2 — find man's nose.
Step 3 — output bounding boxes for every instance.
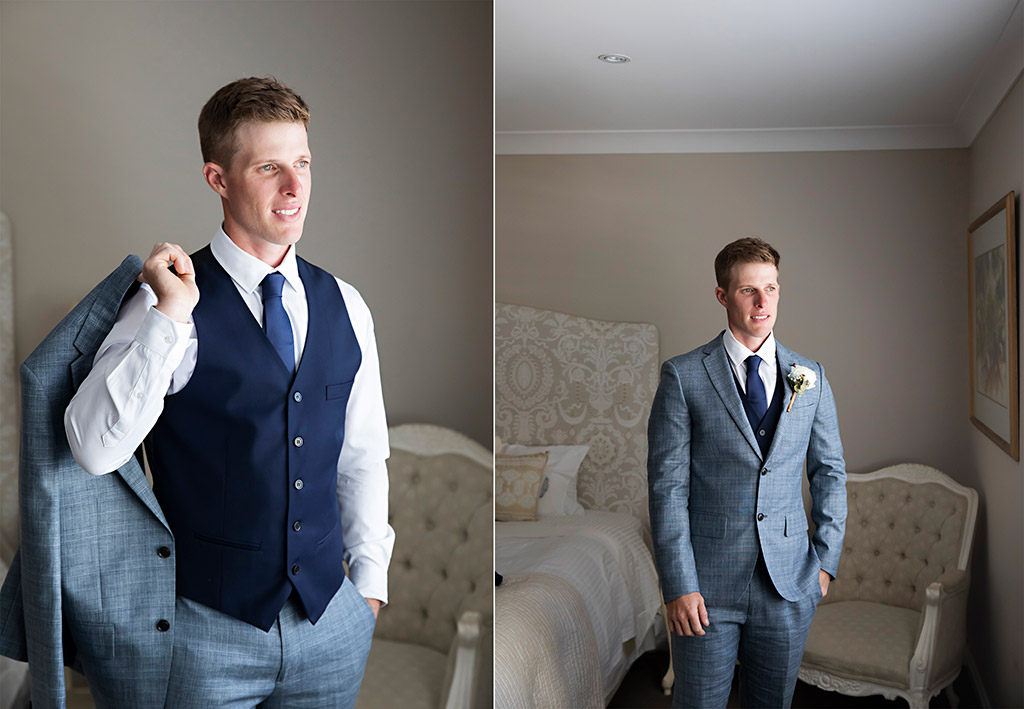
[280,168,302,195]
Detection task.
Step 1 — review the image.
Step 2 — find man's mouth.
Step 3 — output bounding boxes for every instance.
[273,207,300,216]
[752,315,770,321]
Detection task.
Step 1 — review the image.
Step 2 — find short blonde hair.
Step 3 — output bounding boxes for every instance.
[714,237,780,288]
[198,76,310,167]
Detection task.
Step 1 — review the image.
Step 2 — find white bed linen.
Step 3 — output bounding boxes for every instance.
[496,510,663,699]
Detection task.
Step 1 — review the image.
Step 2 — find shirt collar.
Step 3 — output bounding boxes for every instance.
[724,328,777,371]
[210,226,302,295]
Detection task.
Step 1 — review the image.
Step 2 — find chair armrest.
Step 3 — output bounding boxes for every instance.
[910,568,969,692]
[440,610,482,709]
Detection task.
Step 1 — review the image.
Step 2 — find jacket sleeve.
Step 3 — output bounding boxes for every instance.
[647,359,700,601]
[806,364,847,578]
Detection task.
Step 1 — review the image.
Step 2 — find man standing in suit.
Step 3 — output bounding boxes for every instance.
[64,77,393,707]
[648,237,847,708]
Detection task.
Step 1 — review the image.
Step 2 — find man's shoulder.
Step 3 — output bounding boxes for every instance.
[774,341,824,376]
[297,256,373,323]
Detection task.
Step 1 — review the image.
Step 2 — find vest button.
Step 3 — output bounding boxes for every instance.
[757,513,765,521]
[293,436,304,447]
[157,546,171,558]
[294,479,304,490]
[759,430,766,437]
[291,565,300,575]
[156,619,170,632]
[293,520,302,532]
[293,391,303,403]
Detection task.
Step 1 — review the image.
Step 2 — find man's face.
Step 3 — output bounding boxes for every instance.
[207,121,311,261]
[715,261,780,351]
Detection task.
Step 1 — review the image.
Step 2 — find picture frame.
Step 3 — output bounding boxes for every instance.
[967,191,1018,461]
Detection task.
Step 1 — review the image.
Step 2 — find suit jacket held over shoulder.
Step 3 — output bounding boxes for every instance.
[0,255,177,708]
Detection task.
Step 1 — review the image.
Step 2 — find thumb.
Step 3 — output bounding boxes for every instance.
[699,599,709,626]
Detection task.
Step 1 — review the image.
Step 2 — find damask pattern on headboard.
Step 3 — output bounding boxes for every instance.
[495,303,659,528]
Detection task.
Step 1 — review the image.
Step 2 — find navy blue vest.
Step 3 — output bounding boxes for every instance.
[145,247,362,631]
[737,361,785,458]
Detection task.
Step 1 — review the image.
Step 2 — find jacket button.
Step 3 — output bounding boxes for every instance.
[294,479,304,490]
[293,436,304,448]
[757,513,765,521]
[293,520,302,532]
[760,468,767,476]
[293,391,303,403]
[157,546,171,558]
[291,565,300,575]
[156,619,170,632]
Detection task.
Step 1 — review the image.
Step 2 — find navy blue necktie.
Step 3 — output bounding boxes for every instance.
[261,272,294,372]
[746,354,767,423]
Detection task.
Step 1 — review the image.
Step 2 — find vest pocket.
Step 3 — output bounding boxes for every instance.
[194,531,262,551]
[326,379,355,400]
[316,521,341,550]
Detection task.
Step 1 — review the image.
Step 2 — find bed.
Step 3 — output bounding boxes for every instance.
[494,302,665,707]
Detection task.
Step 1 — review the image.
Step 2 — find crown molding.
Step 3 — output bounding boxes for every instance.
[955,0,1023,146]
[496,124,966,155]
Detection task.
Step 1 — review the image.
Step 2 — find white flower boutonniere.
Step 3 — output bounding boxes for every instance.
[786,364,817,412]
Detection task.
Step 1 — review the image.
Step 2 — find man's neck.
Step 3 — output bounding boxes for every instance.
[728,326,771,354]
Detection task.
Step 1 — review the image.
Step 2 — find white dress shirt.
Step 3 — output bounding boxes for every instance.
[723,328,777,408]
[65,227,395,604]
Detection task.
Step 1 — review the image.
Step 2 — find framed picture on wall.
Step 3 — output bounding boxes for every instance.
[967,191,1018,461]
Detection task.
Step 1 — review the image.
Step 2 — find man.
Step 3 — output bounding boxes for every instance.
[647,237,846,708]
[64,77,393,707]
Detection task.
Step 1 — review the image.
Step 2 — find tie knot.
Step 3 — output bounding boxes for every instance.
[262,272,285,300]
[747,354,762,374]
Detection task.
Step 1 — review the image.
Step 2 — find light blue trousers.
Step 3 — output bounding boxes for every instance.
[670,554,822,709]
[164,576,376,708]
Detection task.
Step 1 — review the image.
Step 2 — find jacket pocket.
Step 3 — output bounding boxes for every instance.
[690,511,728,539]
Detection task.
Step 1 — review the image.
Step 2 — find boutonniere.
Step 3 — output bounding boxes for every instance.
[786,364,817,412]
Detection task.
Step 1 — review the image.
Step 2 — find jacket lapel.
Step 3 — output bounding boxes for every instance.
[764,342,797,466]
[703,333,763,459]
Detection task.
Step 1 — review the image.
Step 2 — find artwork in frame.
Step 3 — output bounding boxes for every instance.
[967,191,1018,461]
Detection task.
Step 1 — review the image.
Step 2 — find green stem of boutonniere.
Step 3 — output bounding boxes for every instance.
[787,391,797,412]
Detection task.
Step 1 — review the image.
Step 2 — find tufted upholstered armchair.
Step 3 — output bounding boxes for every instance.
[356,424,492,709]
[798,464,978,709]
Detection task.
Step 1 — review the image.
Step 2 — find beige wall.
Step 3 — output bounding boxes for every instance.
[965,74,1023,709]
[0,0,492,446]
[498,149,971,477]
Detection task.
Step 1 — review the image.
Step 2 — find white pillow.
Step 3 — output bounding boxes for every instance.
[501,443,590,517]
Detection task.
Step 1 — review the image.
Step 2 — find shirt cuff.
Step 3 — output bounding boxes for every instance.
[135,306,193,360]
[347,557,390,606]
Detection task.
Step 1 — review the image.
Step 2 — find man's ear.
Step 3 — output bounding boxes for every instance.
[203,162,229,199]
[715,286,728,307]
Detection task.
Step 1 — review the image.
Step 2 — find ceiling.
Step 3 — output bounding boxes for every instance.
[496,0,1023,153]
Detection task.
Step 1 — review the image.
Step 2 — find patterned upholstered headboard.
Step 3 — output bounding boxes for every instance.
[495,303,659,529]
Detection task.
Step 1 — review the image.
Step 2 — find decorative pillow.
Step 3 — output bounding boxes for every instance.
[495,452,549,522]
[501,444,590,517]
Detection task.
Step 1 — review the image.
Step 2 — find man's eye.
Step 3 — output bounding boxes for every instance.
[296,160,309,168]
[259,164,274,172]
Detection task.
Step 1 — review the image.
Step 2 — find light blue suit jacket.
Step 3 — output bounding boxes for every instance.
[0,256,176,708]
[647,332,847,605]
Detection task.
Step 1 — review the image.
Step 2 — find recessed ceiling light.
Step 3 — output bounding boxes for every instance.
[598,54,631,64]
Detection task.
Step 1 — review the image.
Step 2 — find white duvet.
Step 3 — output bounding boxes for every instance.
[495,510,663,703]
